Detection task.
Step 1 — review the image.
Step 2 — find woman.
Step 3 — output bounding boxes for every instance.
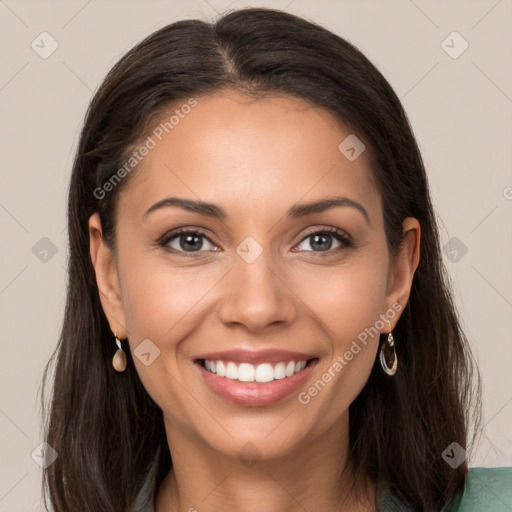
[41,7,511,511]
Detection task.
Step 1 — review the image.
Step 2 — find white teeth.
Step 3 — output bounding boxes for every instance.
[216,361,226,377]
[203,359,309,383]
[255,363,274,383]
[225,362,238,379]
[274,362,286,380]
[238,363,255,382]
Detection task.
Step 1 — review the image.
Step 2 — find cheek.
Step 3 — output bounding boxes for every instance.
[117,258,214,421]
[120,258,212,341]
[295,265,387,431]
[292,251,388,412]
[294,253,389,349]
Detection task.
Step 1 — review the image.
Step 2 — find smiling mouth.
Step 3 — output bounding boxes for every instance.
[198,358,318,383]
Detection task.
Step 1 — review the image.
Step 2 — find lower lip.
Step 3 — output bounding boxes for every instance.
[197,360,318,407]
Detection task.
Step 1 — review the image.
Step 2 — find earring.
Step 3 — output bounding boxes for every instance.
[380,319,397,376]
[112,333,127,372]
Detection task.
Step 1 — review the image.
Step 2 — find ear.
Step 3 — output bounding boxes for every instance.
[89,212,127,339]
[384,217,421,328]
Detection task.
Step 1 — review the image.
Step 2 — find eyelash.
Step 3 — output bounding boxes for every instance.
[157,227,353,256]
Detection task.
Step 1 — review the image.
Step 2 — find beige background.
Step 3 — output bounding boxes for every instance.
[1,0,511,509]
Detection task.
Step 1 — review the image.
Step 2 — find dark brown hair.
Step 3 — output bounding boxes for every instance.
[41,7,481,511]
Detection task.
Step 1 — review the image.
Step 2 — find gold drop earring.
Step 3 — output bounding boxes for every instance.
[112,332,127,372]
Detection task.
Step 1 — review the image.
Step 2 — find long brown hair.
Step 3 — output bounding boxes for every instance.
[41,7,481,511]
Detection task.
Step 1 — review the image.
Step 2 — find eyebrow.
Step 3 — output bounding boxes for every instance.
[143,195,370,225]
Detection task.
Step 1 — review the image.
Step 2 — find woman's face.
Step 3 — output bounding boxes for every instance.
[90,91,419,462]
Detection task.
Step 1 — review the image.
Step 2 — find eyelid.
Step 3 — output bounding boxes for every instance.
[157,227,218,252]
[293,226,352,253]
[298,226,351,242]
[157,225,352,254]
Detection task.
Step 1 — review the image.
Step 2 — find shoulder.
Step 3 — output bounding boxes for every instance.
[378,467,512,511]
[445,466,512,511]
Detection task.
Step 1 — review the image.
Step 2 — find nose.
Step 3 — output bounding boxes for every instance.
[218,247,298,333]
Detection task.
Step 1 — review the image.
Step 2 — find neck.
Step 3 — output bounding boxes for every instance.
[155,411,377,512]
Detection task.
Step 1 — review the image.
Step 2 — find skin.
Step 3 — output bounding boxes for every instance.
[89,91,420,512]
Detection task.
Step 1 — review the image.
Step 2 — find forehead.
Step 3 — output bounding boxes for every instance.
[120,91,381,223]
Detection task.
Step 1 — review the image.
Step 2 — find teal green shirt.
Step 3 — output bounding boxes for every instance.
[378,467,512,511]
[133,466,512,511]
[450,467,512,511]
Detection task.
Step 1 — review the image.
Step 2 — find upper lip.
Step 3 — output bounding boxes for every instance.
[194,349,316,365]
